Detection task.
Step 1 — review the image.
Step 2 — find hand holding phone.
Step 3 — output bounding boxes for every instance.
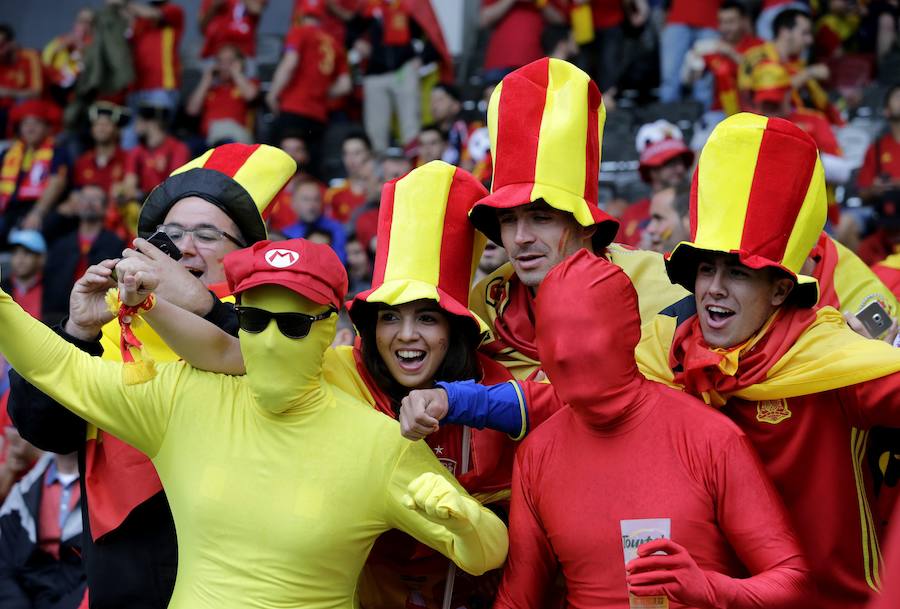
[855,301,893,340]
[146,230,183,261]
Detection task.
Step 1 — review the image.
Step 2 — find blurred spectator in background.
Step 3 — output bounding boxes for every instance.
[473,239,508,284]
[282,179,347,263]
[325,131,377,223]
[121,104,189,205]
[415,124,447,165]
[643,182,690,254]
[429,83,469,166]
[814,0,861,60]
[617,119,692,246]
[0,452,87,609]
[756,0,810,40]
[186,43,258,147]
[0,229,46,321]
[267,0,351,168]
[682,1,765,119]
[859,0,899,66]
[353,0,442,153]
[857,190,900,266]
[292,0,357,44]
[349,148,411,254]
[742,8,842,124]
[0,101,67,245]
[72,102,131,240]
[0,24,42,137]
[123,0,185,148]
[572,0,648,97]
[480,0,565,83]
[859,84,900,203]
[41,9,94,101]
[199,0,267,65]
[265,132,322,233]
[658,0,720,105]
[42,185,125,326]
[345,235,373,297]
[0,424,42,504]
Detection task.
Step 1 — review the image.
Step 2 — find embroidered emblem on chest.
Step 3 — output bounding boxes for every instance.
[756,399,792,424]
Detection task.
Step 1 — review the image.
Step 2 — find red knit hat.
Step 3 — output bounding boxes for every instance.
[224,239,348,309]
[469,58,619,250]
[9,100,62,133]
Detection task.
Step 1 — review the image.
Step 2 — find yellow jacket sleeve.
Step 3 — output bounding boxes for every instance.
[0,289,183,457]
[383,440,509,575]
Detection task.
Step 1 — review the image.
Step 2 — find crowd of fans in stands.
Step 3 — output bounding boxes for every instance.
[0,0,899,605]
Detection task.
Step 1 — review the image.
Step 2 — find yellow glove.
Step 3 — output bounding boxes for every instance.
[402,472,481,534]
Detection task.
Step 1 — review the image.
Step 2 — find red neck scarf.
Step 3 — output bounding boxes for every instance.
[670,307,819,406]
[488,274,540,362]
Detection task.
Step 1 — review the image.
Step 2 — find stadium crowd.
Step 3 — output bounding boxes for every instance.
[0,0,899,608]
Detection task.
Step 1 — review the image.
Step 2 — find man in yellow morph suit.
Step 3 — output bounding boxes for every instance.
[0,238,508,609]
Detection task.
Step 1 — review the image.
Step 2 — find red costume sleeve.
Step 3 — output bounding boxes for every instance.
[702,434,810,608]
[494,450,559,609]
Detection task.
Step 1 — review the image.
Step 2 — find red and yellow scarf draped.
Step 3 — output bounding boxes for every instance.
[0,137,54,209]
[637,305,900,407]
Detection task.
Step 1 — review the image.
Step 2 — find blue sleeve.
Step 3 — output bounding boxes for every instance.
[436,380,528,439]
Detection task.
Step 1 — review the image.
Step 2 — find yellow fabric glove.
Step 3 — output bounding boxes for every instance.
[403,472,482,534]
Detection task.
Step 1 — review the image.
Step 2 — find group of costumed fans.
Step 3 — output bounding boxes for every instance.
[2,56,900,609]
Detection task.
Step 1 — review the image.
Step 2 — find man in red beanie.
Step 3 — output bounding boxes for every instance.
[0,100,67,246]
[496,249,809,608]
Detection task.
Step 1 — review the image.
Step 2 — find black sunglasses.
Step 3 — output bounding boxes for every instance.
[234,306,336,339]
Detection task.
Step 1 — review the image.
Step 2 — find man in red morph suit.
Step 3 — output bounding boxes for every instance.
[495,249,809,609]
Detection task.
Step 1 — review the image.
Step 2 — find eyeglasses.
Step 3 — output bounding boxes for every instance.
[234,306,336,339]
[156,224,245,248]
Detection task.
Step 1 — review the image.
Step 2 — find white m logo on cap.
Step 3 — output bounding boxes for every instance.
[265,249,300,268]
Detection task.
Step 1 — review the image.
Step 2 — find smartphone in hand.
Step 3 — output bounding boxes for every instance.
[147,230,183,261]
[856,301,892,339]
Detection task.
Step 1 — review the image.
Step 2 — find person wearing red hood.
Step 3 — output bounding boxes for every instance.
[495,248,809,609]
[404,114,900,609]
[616,120,693,247]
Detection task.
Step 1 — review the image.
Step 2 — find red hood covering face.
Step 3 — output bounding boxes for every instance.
[535,249,646,429]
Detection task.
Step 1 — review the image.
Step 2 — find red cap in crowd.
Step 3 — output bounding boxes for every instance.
[9,99,62,134]
[635,120,694,183]
[224,239,348,309]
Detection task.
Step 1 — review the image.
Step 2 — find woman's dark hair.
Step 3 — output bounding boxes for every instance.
[354,302,482,408]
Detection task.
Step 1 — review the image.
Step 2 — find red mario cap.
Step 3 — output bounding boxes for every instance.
[224,239,348,309]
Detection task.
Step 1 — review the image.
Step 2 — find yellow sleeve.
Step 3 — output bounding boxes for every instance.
[832,238,900,317]
[383,440,509,575]
[0,289,182,457]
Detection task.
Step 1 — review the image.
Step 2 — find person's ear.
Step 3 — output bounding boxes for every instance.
[771,277,794,307]
[581,224,597,243]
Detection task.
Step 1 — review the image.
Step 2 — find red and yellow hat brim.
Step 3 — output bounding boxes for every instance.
[470,58,619,250]
[665,113,826,308]
[348,161,489,337]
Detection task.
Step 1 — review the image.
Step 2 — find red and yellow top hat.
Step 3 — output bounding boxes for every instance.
[348,160,489,337]
[138,143,296,244]
[469,58,619,250]
[665,112,827,308]
[751,61,792,105]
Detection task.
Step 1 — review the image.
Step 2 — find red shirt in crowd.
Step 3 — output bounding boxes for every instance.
[125,136,190,195]
[666,0,721,29]
[0,48,42,110]
[200,79,258,137]
[37,462,81,560]
[279,24,348,123]
[131,3,184,91]
[200,0,263,58]
[615,197,650,247]
[705,34,765,113]
[589,0,625,29]
[73,147,128,193]
[497,252,809,609]
[858,133,900,190]
[9,277,43,320]
[482,0,547,72]
[291,0,356,45]
[789,108,841,156]
[324,181,367,224]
